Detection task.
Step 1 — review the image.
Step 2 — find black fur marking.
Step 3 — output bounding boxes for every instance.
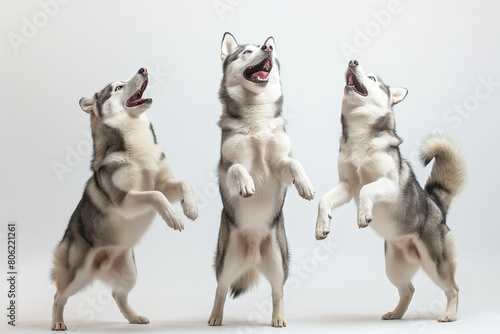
[149,123,157,144]
[341,114,349,142]
[92,172,112,204]
[91,123,126,170]
[371,114,393,137]
[131,249,138,274]
[95,84,113,118]
[218,81,243,120]
[230,287,244,298]
[214,209,232,279]
[223,45,247,70]
[56,184,116,288]
[102,124,126,155]
[274,95,284,117]
[160,152,166,160]
[95,163,128,206]
[275,215,290,280]
[425,182,449,215]
[270,190,287,228]
[376,77,391,104]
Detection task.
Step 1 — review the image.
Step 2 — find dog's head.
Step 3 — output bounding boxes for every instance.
[343,60,408,113]
[79,68,152,121]
[220,32,281,102]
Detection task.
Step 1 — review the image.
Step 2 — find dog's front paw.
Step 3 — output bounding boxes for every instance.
[128,315,150,324]
[160,204,184,231]
[315,214,331,240]
[181,196,198,221]
[293,175,315,201]
[51,322,67,331]
[237,175,255,198]
[357,207,372,228]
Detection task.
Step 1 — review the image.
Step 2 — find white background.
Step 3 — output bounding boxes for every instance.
[1,1,499,333]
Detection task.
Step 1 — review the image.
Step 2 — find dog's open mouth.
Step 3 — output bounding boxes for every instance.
[243,57,272,84]
[126,79,151,107]
[346,71,367,96]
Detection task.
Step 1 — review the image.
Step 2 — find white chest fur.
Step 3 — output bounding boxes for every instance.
[221,108,290,232]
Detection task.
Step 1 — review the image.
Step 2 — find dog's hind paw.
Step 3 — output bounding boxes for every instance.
[208,315,223,326]
[51,322,67,331]
[128,315,150,324]
[437,314,456,322]
[381,311,402,320]
[271,317,287,327]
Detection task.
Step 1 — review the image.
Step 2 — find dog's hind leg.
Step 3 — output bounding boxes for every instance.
[419,232,459,322]
[258,227,288,327]
[382,239,420,320]
[208,226,249,326]
[102,249,149,324]
[52,263,94,330]
[51,241,94,331]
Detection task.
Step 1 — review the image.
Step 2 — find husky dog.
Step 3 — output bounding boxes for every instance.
[315,60,467,322]
[51,68,198,331]
[208,33,315,328]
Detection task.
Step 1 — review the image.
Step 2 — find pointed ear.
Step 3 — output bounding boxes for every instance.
[221,32,239,62]
[390,88,408,105]
[79,96,95,114]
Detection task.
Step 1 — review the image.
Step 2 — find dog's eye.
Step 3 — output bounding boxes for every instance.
[114,86,123,92]
[368,76,376,81]
[243,50,252,55]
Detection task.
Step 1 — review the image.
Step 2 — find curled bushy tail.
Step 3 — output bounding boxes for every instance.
[420,135,468,214]
[229,269,259,298]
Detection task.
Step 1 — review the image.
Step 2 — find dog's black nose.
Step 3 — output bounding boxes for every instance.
[349,60,359,68]
[138,67,148,75]
[261,44,273,52]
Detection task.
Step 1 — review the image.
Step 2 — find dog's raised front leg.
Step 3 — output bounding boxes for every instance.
[315,181,352,240]
[226,164,255,198]
[274,157,315,200]
[121,190,184,231]
[162,179,199,221]
[358,177,398,228]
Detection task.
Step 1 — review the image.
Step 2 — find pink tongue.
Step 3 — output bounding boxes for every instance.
[251,71,270,80]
